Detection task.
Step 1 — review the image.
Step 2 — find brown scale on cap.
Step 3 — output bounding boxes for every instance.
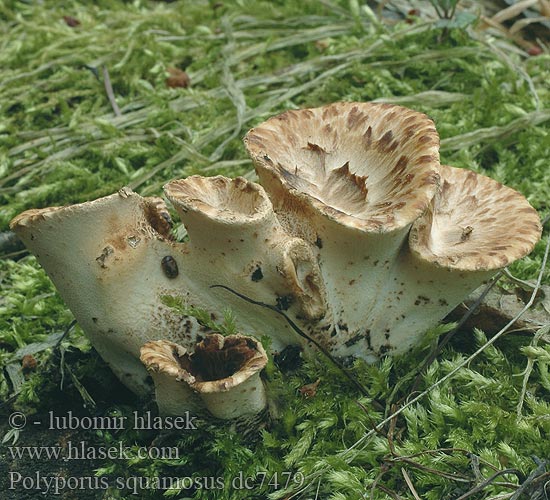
[245,101,440,233]
[409,165,542,271]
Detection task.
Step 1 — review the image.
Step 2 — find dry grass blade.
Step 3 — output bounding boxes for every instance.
[491,0,539,24]
[102,65,122,117]
[441,109,550,151]
[510,15,550,34]
[401,468,422,500]
[373,90,467,107]
[209,17,248,163]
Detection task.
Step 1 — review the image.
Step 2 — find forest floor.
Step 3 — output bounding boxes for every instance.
[0,1,549,499]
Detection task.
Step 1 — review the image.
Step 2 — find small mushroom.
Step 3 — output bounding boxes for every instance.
[140,334,268,421]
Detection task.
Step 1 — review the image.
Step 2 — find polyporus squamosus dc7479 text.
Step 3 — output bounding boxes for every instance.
[10,102,542,412]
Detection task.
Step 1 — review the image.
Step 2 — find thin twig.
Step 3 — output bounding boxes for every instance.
[102,65,122,117]
[210,284,370,397]
[376,483,403,499]
[401,468,421,500]
[389,456,471,482]
[54,319,77,349]
[503,268,538,290]
[454,469,523,500]
[510,458,549,500]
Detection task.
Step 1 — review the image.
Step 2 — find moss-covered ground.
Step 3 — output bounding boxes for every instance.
[0,1,549,498]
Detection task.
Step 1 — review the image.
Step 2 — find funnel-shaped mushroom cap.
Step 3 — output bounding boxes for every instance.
[409,165,542,271]
[245,101,440,232]
[141,335,268,420]
[140,341,194,384]
[180,334,268,393]
[164,175,272,225]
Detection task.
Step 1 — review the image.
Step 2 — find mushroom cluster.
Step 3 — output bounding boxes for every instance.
[10,102,542,418]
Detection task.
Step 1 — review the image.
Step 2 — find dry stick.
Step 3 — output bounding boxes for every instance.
[454,469,524,500]
[376,484,403,499]
[341,231,550,459]
[510,459,549,500]
[390,456,471,482]
[102,65,121,117]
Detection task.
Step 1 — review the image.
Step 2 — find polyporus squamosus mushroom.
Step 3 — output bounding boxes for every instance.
[10,177,324,396]
[9,100,542,399]
[140,334,268,420]
[358,164,542,355]
[245,102,542,359]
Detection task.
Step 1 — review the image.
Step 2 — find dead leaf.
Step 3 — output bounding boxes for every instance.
[299,378,321,398]
[63,16,81,27]
[528,45,543,55]
[166,67,191,88]
[22,354,37,371]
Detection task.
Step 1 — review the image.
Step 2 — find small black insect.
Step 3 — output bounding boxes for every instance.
[161,255,179,279]
[315,236,323,249]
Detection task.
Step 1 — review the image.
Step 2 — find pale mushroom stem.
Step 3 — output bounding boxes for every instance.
[245,102,441,357]
[9,190,182,396]
[164,176,328,339]
[140,335,268,421]
[303,214,411,340]
[357,165,542,357]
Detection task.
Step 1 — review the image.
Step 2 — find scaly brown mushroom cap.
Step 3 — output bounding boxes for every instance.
[409,165,542,271]
[245,101,440,233]
[164,175,271,224]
